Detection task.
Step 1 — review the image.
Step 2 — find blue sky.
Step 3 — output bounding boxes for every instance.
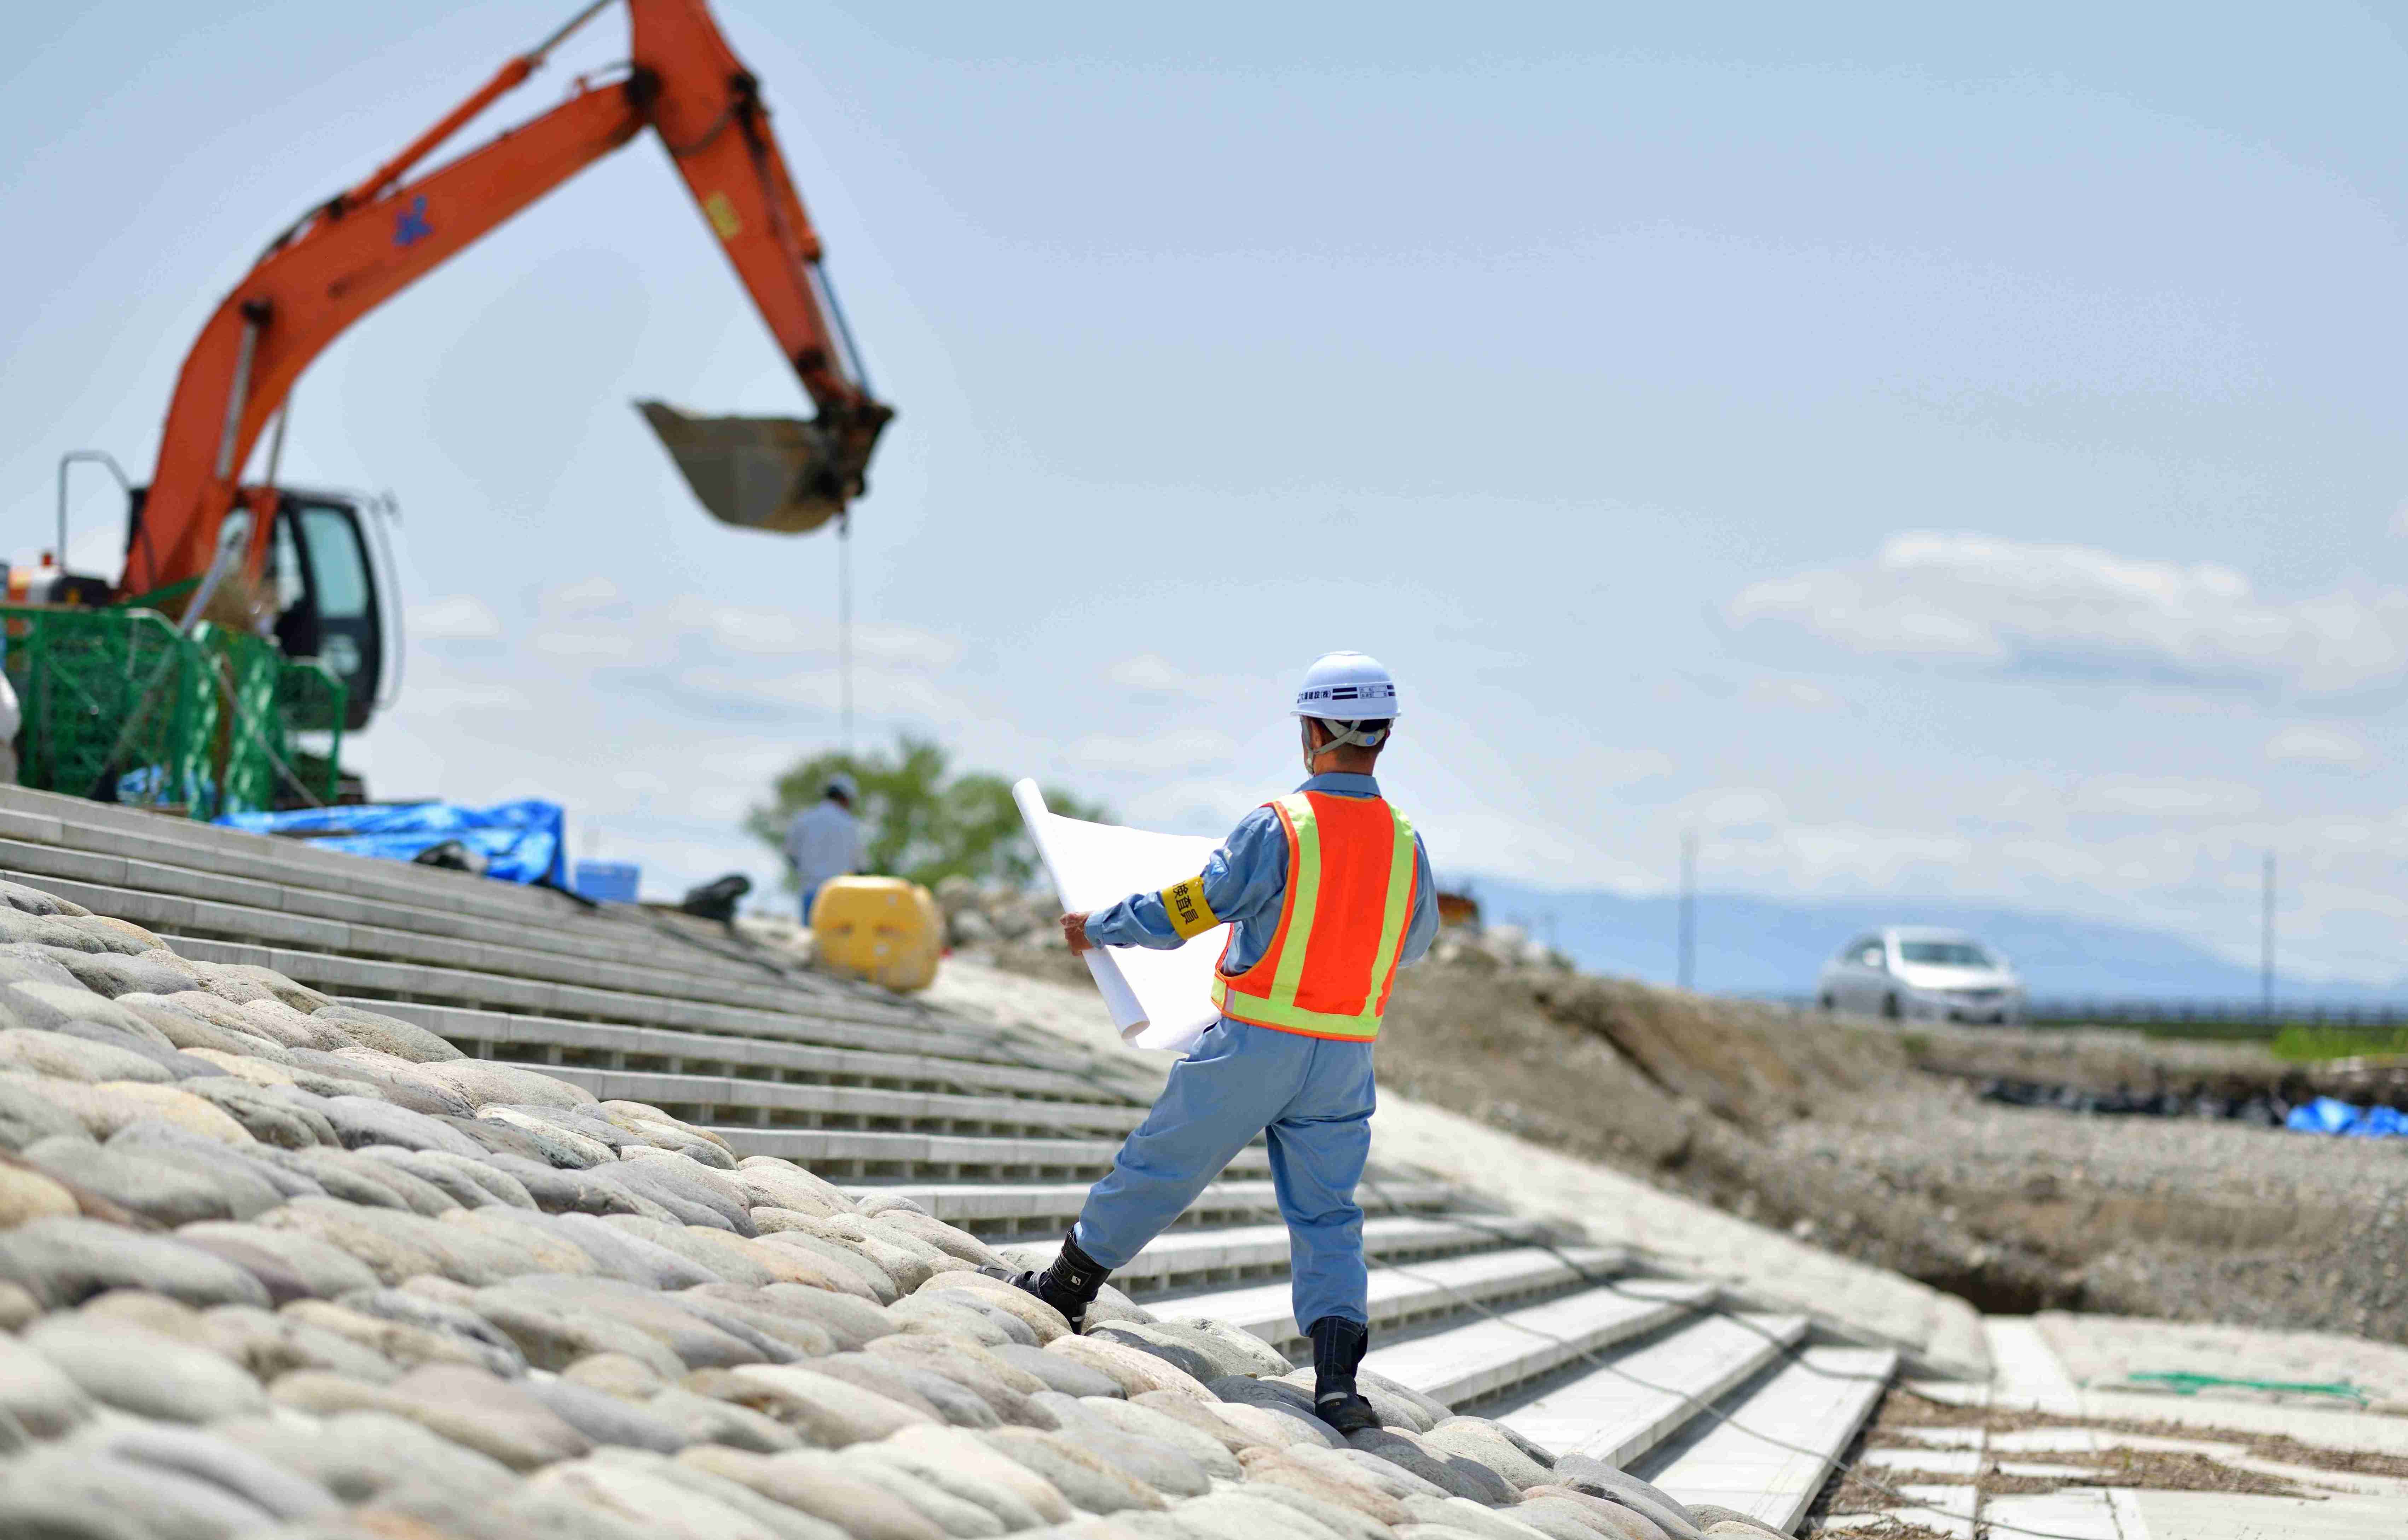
[6,2,2407,982]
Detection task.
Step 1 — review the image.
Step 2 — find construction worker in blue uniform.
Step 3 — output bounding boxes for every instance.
[994,652,1437,1434]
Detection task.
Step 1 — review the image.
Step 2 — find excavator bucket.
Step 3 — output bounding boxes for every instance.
[636,400,856,535]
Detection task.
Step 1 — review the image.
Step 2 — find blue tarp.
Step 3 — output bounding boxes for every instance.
[2285,1096,2408,1138]
[215,800,568,887]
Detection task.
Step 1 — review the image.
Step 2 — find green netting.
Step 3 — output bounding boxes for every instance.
[2,606,347,817]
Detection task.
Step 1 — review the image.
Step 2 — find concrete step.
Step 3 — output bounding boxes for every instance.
[20,867,925,1029]
[0,785,669,933]
[1637,1344,1897,1534]
[154,930,1094,1070]
[701,1124,1279,1183]
[1362,1278,1718,1408]
[998,1212,1549,1295]
[0,821,829,1000]
[1498,1310,1811,1466]
[371,998,1136,1107]
[1156,1243,1629,1350]
[536,1064,1153,1140]
[860,1177,1461,1240]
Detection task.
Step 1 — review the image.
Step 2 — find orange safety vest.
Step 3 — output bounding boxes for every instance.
[1207,791,1419,1041]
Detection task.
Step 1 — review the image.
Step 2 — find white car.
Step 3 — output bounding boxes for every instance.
[1817,927,2024,1024]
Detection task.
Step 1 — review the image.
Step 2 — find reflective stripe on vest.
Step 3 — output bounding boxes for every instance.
[1211,791,1417,1040]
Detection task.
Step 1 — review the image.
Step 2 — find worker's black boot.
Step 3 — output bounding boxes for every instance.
[984,1230,1110,1332]
[1308,1316,1381,1435]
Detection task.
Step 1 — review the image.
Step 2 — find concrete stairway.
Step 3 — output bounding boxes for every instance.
[0,782,1898,1533]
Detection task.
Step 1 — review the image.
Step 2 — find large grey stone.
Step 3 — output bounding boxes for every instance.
[714,1363,936,1445]
[332,1286,531,1374]
[731,1158,857,1214]
[309,1093,487,1154]
[1029,1393,1216,1493]
[1073,1396,1242,1479]
[978,1426,1170,1513]
[0,914,123,954]
[868,1209,1006,1267]
[20,1134,272,1224]
[0,1329,97,1436]
[264,1194,554,1286]
[819,1452,1011,1538]
[1546,1459,1702,1540]
[434,1111,560,1163]
[112,1118,326,1199]
[254,1144,417,1208]
[177,1076,339,1147]
[190,961,330,1011]
[813,1350,985,1426]
[551,1211,725,1286]
[312,1003,464,1062]
[301,1049,478,1118]
[997,1343,1125,1399]
[870,1333,1050,1425]
[464,1286,690,1380]
[758,1227,902,1299]
[888,1291,1015,1347]
[335,1148,465,1215]
[1423,1418,1555,1492]
[1278,1367,1430,1432]
[681,1446,943,1540]
[1348,1428,1517,1506]
[467,1148,615,1210]
[271,1362,593,1471]
[651,1291,818,1362]
[179,1220,382,1300]
[411,1148,538,1207]
[0,1073,93,1151]
[0,1447,276,1539]
[644,1385,802,1452]
[479,1105,617,1167]
[1236,1446,1411,1525]
[25,1315,270,1422]
[873,1424,1077,1524]
[0,1215,271,1308]
[0,1025,173,1082]
[0,882,86,916]
[41,947,203,999]
[525,1374,694,1452]
[525,1452,799,1540]
[194,1302,404,1384]
[114,992,292,1059]
[605,1446,854,1540]
[444,1207,617,1276]
[1313,1445,1453,1500]
[1087,1324,1215,1384]
[216,1407,519,1509]
[1524,1495,1672,1540]
[715,1280,896,1350]
[603,1215,781,1283]
[593,1157,754,1233]
[88,1420,341,1520]
[421,1058,594,1110]
[488,1276,763,1369]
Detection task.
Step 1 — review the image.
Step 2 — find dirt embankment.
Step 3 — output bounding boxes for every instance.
[1368,949,2408,1342]
[986,930,2408,1341]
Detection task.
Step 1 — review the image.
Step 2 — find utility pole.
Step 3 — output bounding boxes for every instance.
[1677,829,1697,993]
[2261,850,2275,1027]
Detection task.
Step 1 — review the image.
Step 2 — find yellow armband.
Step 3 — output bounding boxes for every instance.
[1159,876,1220,940]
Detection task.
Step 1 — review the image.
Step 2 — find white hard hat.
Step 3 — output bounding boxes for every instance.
[826,772,859,801]
[1291,651,1400,722]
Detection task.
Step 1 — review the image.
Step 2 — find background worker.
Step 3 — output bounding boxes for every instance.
[784,772,864,923]
[995,651,1437,1434]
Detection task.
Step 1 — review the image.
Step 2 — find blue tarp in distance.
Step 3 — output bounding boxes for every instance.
[2285,1096,2407,1139]
[215,800,567,887]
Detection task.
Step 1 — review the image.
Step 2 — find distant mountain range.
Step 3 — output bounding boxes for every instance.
[1460,879,2404,1004]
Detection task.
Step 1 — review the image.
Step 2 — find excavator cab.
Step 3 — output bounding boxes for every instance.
[262,493,386,731]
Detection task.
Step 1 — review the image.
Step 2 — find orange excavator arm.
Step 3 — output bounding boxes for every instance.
[128,0,892,596]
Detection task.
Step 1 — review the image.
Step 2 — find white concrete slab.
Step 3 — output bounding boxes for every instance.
[1645,1344,1896,1532]
[2130,1489,2408,1538]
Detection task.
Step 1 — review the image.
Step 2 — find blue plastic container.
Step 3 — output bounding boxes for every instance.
[573,861,641,904]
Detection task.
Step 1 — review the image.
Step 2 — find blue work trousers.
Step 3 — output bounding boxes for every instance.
[1073,1017,1376,1331]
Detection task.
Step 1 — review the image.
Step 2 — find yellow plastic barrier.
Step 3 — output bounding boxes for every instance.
[809,875,943,992]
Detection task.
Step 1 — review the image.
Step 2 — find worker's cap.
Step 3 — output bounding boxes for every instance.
[825,773,859,801]
[1291,651,1400,722]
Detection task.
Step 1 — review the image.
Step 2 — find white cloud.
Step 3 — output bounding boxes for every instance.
[1743,677,1840,711]
[540,577,626,618]
[1067,727,1241,773]
[1572,746,1676,786]
[1106,653,1202,694]
[409,594,502,641]
[2264,724,2373,769]
[1729,531,2408,696]
[533,627,638,661]
[2073,775,2261,817]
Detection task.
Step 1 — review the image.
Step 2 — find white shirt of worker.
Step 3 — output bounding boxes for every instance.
[785,799,863,920]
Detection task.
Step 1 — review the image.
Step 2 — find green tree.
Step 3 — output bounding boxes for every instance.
[746,733,1111,892]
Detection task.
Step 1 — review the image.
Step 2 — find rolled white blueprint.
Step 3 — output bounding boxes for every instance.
[1012,778,1227,1056]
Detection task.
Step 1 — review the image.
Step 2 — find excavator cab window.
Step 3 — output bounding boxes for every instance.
[268,495,382,730]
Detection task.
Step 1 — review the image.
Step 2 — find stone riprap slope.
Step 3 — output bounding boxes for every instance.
[0,782,1911,1535]
[0,875,1756,1540]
